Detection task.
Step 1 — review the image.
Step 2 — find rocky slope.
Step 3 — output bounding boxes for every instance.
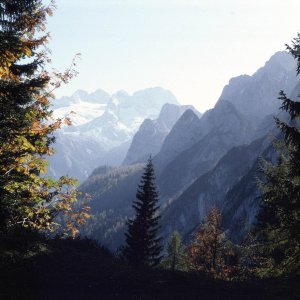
[79,51,300,249]
[218,51,297,118]
[160,136,271,242]
[123,104,201,165]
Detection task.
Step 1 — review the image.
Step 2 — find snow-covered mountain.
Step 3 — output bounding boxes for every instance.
[52,89,110,126]
[49,87,179,181]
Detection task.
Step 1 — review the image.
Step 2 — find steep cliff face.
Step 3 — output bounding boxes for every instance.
[218,51,297,118]
[123,104,200,165]
[160,136,271,241]
[154,52,298,203]
[79,51,299,250]
[221,142,279,242]
[154,109,202,172]
[122,118,167,165]
[156,100,259,203]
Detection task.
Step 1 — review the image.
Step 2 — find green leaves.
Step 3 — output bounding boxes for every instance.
[0,0,89,237]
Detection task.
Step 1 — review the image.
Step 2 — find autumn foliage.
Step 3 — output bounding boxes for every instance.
[0,0,89,237]
[187,208,241,279]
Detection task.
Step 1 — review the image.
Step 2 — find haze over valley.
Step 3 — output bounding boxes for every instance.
[48,51,298,250]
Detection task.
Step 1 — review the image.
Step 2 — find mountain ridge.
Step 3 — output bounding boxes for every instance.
[49,87,180,181]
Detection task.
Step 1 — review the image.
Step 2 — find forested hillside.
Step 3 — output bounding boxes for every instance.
[1,1,299,299]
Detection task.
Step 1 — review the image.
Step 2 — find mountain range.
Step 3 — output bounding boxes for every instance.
[52,51,299,250]
[48,52,300,249]
[49,87,184,182]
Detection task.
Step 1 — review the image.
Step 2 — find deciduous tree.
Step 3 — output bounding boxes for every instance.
[0,0,89,237]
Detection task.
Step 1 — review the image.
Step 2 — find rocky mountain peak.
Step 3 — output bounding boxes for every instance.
[217,51,298,118]
[263,51,295,73]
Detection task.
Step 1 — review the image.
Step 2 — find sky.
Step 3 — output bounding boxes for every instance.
[47,0,300,112]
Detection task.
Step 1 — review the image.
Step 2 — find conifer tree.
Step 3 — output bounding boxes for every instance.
[188,208,242,279]
[258,33,300,274]
[0,0,89,236]
[187,208,226,273]
[162,231,187,271]
[122,157,162,267]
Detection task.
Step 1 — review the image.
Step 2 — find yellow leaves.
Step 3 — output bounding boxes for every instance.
[66,223,79,239]
[0,45,32,79]
[3,171,91,236]
[0,0,85,236]
[23,46,32,57]
[17,136,36,151]
[36,94,50,105]
[0,66,10,79]
[0,134,48,179]
[51,119,62,130]
[31,120,51,135]
[0,50,15,79]
[64,117,72,126]
[82,212,91,220]
[46,147,55,156]
[48,116,72,129]
[31,119,60,135]
[60,195,91,238]
[31,121,42,133]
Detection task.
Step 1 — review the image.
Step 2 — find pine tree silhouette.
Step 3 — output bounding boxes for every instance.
[122,157,162,267]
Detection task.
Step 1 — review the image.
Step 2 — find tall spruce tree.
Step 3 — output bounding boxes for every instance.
[0,0,89,236]
[122,157,162,267]
[258,33,300,274]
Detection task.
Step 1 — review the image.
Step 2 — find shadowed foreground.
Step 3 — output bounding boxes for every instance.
[0,234,299,300]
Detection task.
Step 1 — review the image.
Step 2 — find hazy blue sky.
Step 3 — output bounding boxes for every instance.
[48,0,300,112]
